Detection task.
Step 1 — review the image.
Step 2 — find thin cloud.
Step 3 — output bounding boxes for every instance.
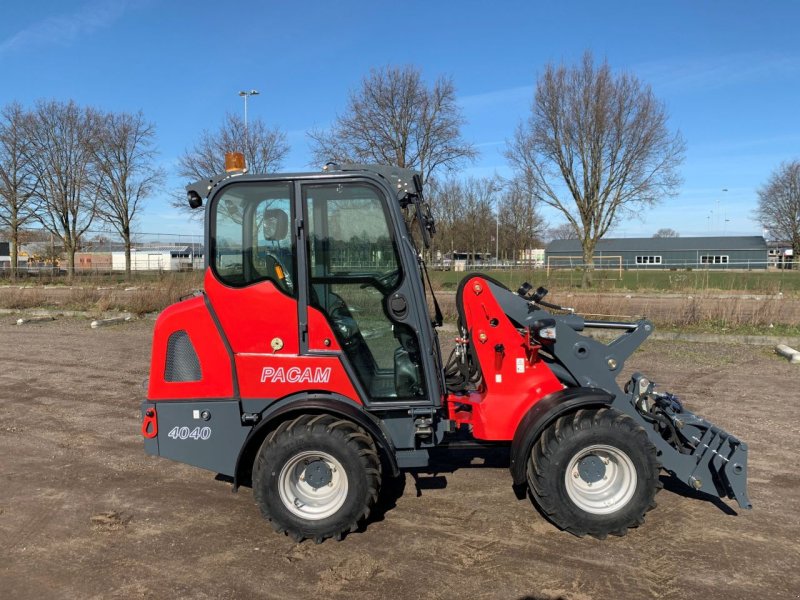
[692,133,800,154]
[474,140,505,149]
[636,53,800,93]
[0,0,135,58]
[459,85,533,111]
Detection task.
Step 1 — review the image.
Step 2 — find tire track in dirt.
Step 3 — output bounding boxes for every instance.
[2,496,61,553]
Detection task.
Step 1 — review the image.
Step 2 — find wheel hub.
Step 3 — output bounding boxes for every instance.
[564,444,637,515]
[304,459,333,488]
[577,455,606,483]
[278,450,348,520]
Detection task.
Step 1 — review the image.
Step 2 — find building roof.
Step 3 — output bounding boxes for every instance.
[546,236,767,253]
[78,243,127,253]
[83,243,205,254]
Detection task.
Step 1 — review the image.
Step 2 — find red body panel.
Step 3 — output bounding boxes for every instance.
[445,277,564,441]
[204,270,300,355]
[147,295,234,399]
[148,269,359,404]
[235,354,359,400]
[308,306,343,352]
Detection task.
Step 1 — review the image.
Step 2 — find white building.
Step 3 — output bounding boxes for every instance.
[0,241,28,271]
[111,245,204,271]
[519,248,546,267]
[767,241,794,269]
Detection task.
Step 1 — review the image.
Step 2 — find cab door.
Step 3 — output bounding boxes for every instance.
[301,180,431,404]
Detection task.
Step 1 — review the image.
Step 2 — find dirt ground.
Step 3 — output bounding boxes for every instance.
[1,318,798,600]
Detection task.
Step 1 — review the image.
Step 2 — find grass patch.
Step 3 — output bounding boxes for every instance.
[0,272,203,315]
[3,270,799,336]
[658,322,800,337]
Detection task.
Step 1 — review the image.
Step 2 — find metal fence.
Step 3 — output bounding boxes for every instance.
[429,258,798,272]
[1,227,797,278]
[0,228,205,278]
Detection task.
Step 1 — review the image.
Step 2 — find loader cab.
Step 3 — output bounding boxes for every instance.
[201,166,443,408]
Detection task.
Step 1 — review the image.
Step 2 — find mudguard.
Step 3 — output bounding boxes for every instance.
[233,393,400,488]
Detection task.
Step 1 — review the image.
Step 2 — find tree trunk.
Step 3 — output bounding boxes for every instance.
[124,235,132,280]
[9,211,18,281]
[793,238,800,271]
[581,240,596,287]
[67,244,76,279]
[10,236,18,281]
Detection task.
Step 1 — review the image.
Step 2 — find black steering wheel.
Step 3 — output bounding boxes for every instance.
[360,269,401,294]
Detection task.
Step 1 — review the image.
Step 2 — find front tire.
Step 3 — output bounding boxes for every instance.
[252,414,381,543]
[527,408,660,538]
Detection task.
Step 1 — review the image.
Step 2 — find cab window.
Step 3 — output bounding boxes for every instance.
[212,183,294,293]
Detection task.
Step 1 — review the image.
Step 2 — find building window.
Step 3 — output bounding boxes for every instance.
[700,255,729,264]
[635,256,662,264]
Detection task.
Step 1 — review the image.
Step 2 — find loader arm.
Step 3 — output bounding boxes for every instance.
[451,275,751,511]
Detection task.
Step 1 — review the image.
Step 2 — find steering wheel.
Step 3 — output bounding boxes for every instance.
[329,300,360,346]
[360,269,401,293]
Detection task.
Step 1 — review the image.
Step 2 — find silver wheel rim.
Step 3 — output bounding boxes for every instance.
[278,450,348,520]
[564,444,637,515]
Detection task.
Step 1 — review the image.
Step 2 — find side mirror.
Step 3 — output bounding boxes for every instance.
[262,208,288,241]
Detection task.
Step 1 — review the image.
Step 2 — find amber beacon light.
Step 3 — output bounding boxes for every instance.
[225,151,246,173]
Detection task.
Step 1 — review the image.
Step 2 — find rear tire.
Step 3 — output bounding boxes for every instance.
[527,408,660,539]
[252,414,381,543]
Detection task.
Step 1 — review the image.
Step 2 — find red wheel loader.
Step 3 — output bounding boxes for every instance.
[141,160,750,542]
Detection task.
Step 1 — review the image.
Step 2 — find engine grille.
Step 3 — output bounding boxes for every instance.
[164,330,202,382]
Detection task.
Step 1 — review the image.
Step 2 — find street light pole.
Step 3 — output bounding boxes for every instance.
[495,205,500,266]
[238,89,259,134]
[721,188,728,234]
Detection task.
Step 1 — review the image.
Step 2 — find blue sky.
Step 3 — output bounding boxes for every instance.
[1,0,798,239]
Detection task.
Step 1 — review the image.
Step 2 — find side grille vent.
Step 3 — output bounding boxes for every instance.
[165,330,202,382]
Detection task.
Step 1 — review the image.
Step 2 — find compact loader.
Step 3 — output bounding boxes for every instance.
[141,159,750,542]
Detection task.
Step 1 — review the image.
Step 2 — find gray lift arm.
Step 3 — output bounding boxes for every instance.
[489,280,752,511]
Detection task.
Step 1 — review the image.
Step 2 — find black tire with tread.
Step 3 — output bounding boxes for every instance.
[527,407,661,539]
[252,413,381,543]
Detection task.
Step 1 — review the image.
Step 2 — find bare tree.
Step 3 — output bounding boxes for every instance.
[179,112,288,181]
[653,227,679,238]
[94,111,164,277]
[457,176,501,263]
[308,65,477,182]
[24,100,102,276]
[756,160,800,264]
[546,222,578,242]
[0,102,39,279]
[426,177,465,261]
[506,52,685,285]
[176,113,288,217]
[498,179,545,262]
